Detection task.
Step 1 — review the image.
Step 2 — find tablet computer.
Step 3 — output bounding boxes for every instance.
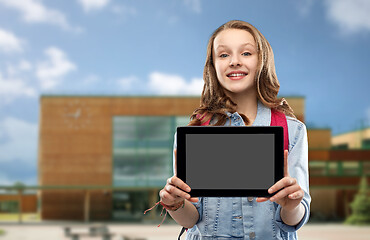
[176,126,284,197]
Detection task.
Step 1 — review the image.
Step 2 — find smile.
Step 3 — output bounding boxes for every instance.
[227,73,247,77]
[226,71,248,80]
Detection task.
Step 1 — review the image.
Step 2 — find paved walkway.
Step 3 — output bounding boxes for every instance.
[0,223,370,240]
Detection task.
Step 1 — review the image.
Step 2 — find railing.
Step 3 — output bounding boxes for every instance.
[0,185,160,224]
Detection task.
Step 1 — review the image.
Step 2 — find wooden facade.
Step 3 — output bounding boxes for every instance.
[39,96,202,220]
[0,194,37,213]
[42,96,352,221]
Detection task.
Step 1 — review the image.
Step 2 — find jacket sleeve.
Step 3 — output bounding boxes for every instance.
[274,119,311,232]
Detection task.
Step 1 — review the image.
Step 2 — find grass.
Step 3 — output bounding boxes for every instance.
[0,213,40,222]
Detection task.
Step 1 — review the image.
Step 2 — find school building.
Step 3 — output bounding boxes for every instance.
[36,95,369,221]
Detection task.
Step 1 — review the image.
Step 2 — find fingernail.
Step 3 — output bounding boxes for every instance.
[187,187,191,192]
[268,188,273,193]
[166,186,170,191]
[185,194,190,199]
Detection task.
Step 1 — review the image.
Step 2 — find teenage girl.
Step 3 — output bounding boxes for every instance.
[159,20,310,240]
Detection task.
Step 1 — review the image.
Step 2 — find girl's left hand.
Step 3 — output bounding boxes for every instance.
[256,150,304,211]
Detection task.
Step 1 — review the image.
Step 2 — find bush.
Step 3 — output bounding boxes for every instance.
[0,229,5,235]
[345,176,370,225]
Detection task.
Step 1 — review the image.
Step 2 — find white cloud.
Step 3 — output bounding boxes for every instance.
[78,0,110,12]
[18,60,32,71]
[0,117,38,163]
[117,76,138,90]
[0,28,24,53]
[325,0,370,34]
[148,72,203,95]
[183,0,202,14]
[6,60,33,77]
[0,70,37,105]
[36,47,77,90]
[0,0,80,32]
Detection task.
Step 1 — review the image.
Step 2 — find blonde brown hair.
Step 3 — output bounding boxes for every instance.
[189,20,295,126]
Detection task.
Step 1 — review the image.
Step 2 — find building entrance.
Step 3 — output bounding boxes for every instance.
[112,191,149,221]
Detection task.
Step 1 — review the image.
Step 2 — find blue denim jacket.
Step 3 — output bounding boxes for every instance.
[173,101,311,240]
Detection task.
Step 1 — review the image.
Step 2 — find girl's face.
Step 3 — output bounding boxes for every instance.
[213,29,258,99]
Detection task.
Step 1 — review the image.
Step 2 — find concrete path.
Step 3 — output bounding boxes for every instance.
[0,223,370,240]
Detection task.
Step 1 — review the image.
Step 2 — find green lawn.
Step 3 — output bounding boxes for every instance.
[0,213,40,222]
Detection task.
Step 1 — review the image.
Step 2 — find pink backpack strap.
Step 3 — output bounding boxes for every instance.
[270,109,289,151]
[197,113,211,126]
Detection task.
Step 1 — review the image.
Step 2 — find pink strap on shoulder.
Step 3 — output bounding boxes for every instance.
[270,109,289,151]
[196,114,211,126]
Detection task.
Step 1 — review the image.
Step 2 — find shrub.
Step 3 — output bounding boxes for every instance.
[345,176,370,225]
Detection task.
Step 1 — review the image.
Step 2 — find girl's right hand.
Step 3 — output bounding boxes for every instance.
[159,149,199,207]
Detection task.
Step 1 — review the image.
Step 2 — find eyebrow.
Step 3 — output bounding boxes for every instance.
[215,43,256,50]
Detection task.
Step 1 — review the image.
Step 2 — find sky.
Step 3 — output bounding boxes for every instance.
[0,0,369,185]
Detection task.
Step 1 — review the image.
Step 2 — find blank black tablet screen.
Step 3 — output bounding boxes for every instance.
[186,134,274,189]
[176,126,284,197]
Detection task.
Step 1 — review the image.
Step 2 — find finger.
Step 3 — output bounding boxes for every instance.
[284,150,289,177]
[270,184,301,202]
[288,189,304,200]
[256,197,269,203]
[165,184,191,200]
[189,197,199,203]
[167,176,191,192]
[174,148,177,176]
[159,189,177,204]
[268,177,296,194]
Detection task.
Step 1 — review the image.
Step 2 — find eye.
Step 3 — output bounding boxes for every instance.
[219,53,229,58]
[242,52,251,56]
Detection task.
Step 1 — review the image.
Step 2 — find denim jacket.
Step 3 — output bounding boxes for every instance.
[173,101,311,240]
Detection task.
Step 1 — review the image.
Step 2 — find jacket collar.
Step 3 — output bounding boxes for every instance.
[224,100,271,126]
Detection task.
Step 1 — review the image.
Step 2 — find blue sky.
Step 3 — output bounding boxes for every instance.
[0,0,369,185]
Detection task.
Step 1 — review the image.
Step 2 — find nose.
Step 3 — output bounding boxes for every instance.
[229,55,241,67]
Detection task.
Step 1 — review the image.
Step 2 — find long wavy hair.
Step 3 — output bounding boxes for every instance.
[188,20,295,126]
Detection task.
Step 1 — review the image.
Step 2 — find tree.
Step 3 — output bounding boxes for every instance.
[345,176,370,225]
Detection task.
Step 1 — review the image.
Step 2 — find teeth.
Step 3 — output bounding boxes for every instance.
[229,73,246,77]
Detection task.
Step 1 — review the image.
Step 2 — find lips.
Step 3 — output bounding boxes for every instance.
[227,71,248,80]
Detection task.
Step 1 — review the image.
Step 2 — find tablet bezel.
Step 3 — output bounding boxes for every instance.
[176,126,284,197]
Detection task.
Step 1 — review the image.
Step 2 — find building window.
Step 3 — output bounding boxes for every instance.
[309,161,326,176]
[362,139,370,149]
[332,144,348,150]
[0,200,19,213]
[363,162,370,176]
[310,161,368,176]
[342,162,360,176]
[112,116,189,187]
[327,162,338,175]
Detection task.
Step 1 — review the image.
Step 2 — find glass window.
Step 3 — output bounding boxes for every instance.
[0,200,19,213]
[113,116,189,187]
[342,161,360,176]
[327,162,338,176]
[362,139,370,149]
[332,144,348,150]
[309,161,326,176]
[363,162,370,176]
